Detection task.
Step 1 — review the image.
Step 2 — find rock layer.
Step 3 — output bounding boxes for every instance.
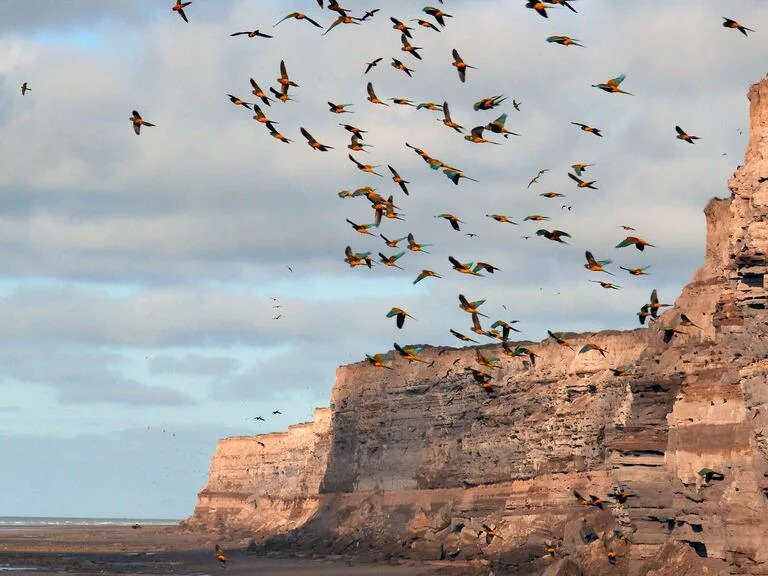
[186,407,331,536]
[188,78,768,575]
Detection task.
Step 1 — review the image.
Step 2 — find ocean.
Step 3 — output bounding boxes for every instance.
[0,516,180,527]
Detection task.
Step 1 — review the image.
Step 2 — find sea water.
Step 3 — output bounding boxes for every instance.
[0,516,179,527]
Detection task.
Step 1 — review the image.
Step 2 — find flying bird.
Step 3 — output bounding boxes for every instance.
[265,122,292,143]
[252,105,277,124]
[346,218,376,235]
[526,1,551,18]
[473,95,506,111]
[227,94,252,109]
[459,295,489,319]
[449,256,484,277]
[344,246,373,268]
[571,163,594,176]
[444,168,479,185]
[250,78,273,106]
[328,102,353,114]
[528,169,549,187]
[435,213,464,231]
[129,110,155,135]
[366,82,389,106]
[340,124,366,138]
[365,353,393,368]
[231,29,272,38]
[619,265,651,276]
[474,262,500,274]
[584,251,614,275]
[417,102,443,111]
[486,114,519,138]
[379,252,406,269]
[675,125,700,144]
[450,329,478,343]
[579,343,608,357]
[451,49,476,83]
[649,289,672,318]
[172,0,191,22]
[323,14,361,35]
[391,60,414,77]
[571,122,603,137]
[548,330,575,350]
[387,307,416,329]
[20,82,30,95]
[364,58,382,74]
[406,233,431,253]
[661,325,685,343]
[722,17,754,36]
[412,19,440,32]
[465,126,500,144]
[387,165,410,194]
[300,127,333,151]
[486,214,517,225]
[568,172,598,189]
[616,236,655,251]
[536,229,571,243]
[637,303,652,325]
[214,544,227,567]
[400,34,423,60]
[679,313,699,328]
[491,320,520,340]
[546,35,584,47]
[591,280,621,290]
[349,154,382,176]
[592,73,634,95]
[423,6,453,27]
[414,269,442,284]
[381,234,407,248]
[277,60,298,88]
[274,12,322,28]
[390,17,413,38]
[440,102,465,133]
[394,343,427,363]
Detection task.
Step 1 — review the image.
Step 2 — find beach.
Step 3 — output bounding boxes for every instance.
[0,525,451,576]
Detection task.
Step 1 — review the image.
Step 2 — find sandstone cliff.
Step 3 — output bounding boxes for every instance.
[186,407,331,535]
[188,78,768,576]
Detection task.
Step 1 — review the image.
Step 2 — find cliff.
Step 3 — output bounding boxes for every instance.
[188,78,768,576]
[186,407,331,535]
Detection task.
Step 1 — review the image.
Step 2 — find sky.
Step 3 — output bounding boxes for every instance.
[0,0,765,519]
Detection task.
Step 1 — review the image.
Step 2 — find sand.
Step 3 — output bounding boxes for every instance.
[0,525,451,575]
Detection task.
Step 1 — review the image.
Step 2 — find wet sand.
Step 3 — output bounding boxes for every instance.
[0,525,450,575]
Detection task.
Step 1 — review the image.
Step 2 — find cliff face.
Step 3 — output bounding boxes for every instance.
[189,79,768,575]
[186,407,331,535]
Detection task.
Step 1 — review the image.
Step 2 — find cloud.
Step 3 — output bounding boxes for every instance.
[0,0,765,517]
[148,354,242,376]
[0,347,196,406]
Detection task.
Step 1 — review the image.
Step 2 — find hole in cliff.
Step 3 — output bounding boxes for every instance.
[685,541,708,558]
[740,274,764,288]
[621,450,665,457]
[748,302,766,310]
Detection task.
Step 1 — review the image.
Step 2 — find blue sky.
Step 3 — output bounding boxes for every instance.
[0,0,766,518]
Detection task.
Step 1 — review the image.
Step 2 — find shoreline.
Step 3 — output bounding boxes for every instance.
[0,525,455,576]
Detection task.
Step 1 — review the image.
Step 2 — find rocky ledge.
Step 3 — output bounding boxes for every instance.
[186,78,768,576]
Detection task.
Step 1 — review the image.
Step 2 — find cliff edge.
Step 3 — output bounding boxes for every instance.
[187,78,768,576]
